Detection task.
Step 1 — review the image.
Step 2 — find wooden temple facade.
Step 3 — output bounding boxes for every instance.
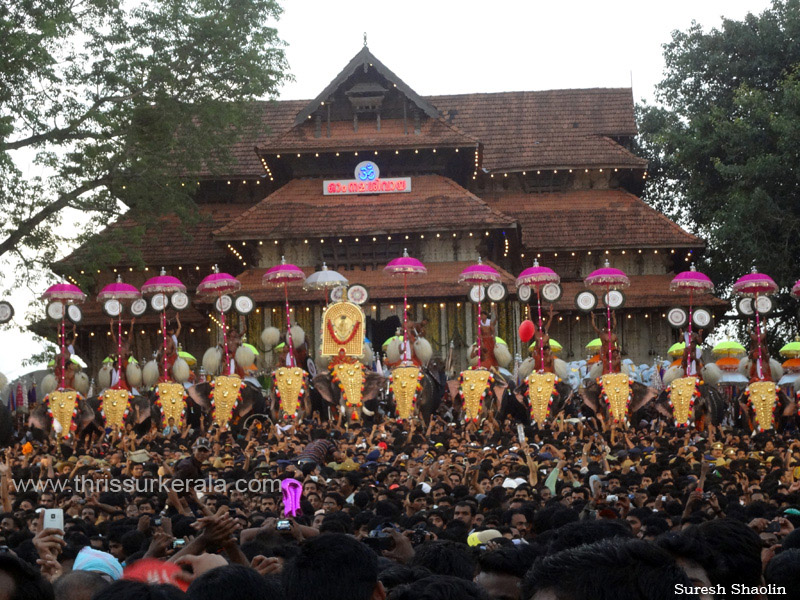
[58,46,724,373]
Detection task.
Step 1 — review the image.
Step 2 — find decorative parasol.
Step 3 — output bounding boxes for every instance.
[668,342,686,357]
[792,279,800,298]
[530,338,562,353]
[178,351,197,366]
[197,265,241,373]
[303,262,349,305]
[263,257,305,367]
[670,264,714,376]
[458,258,501,365]
[98,275,141,388]
[517,260,560,373]
[712,340,746,356]
[142,268,186,381]
[43,281,86,390]
[780,340,800,358]
[733,268,777,380]
[385,249,427,364]
[585,260,629,373]
[586,338,602,351]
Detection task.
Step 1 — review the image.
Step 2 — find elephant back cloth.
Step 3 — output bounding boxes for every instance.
[295,438,338,466]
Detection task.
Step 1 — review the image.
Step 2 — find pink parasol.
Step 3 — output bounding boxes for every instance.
[733,268,778,296]
[385,249,427,364]
[43,282,86,303]
[197,265,241,371]
[263,257,305,367]
[585,261,628,374]
[43,281,85,390]
[98,276,141,301]
[141,268,186,294]
[792,279,800,298]
[670,264,714,376]
[516,260,560,373]
[98,276,141,386]
[459,259,501,366]
[734,268,776,381]
[141,269,185,382]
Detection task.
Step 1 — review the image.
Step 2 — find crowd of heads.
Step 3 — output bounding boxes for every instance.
[1,407,800,599]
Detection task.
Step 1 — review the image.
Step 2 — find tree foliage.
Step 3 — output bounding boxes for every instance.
[638,0,800,337]
[0,0,289,283]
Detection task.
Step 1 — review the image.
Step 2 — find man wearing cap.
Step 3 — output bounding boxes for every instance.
[173,437,211,484]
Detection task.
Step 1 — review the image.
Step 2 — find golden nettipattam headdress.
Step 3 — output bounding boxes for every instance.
[598,373,632,424]
[274,367,306,419]
[390,365,423,421]
[745,381,777,431]
[210,375,243,429]
[332,362,365,408]
[46,390,80,439]
[99,388,132,430]
[526,372,558,425]
[459,368,494,422]
[155,382,187,428]
[321,302,365,357]
[667,376,699,427]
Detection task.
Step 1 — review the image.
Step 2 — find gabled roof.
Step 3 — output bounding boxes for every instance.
[293,46,439,126]
[484,189,701,252]
[58,203,252,268]
[429,89,646,172]
[214,175,514,241]
[261,116,477,155]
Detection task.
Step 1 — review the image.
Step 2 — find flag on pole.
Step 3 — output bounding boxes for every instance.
[7,387,15,411]
[27,381,37,407]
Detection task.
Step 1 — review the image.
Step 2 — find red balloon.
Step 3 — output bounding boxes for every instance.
[518,320,535,343]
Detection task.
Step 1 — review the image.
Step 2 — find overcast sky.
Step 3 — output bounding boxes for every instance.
[0,0,774,381]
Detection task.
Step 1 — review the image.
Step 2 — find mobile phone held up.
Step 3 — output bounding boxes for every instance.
[276,519,292,531]
[44,508,64,534]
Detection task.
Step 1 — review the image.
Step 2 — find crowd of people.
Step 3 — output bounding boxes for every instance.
[1,404,800,600]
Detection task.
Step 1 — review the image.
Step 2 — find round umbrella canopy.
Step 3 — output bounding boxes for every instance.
[516,259,560,287]
[586,338,601,351]
[141,268,186,294]
[304,262,349,290]
[178,351,197,366]
[668,342,686,357]
[584,260,630,289]
[42,282,86,303]
[263,257,305,286]
[97,275,141,301]
[783,357,800,370]
[712,340,746,356]
[197,265,241,296]
[716,356,741,371]
[733,268,778,296]
[792,280,800,298]
[458,258,502,285]
[382,335,402,349]
[670,264,714,294]
[780,341,800,358]
[385,249,427,275]
[530,338,562,353]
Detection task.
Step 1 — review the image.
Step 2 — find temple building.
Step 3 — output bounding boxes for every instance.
[58,46,724,372]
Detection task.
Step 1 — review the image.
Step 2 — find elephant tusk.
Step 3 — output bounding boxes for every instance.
[361,406,374,416]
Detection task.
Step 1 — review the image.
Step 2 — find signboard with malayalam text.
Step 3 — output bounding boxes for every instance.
[323,161,411,196]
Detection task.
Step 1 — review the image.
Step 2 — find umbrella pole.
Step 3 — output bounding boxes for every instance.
[477,288,482,366]
[403,273,409,363]
[687,290,694,376]
[118,313,123,384]
[536,285,543,373]
[219,293,229,374]
[59,316,65,390]
[284,283,295,367]
[755,294,763,380]
[606,285,612,373]
[162,310,168,380]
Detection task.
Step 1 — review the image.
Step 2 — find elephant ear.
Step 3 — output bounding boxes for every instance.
[312,374,337,405]
[579,383,600,414]
[703,385,726,426]
[187,383,211,409]
[363,373,386,401]
[629,382,657,414]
